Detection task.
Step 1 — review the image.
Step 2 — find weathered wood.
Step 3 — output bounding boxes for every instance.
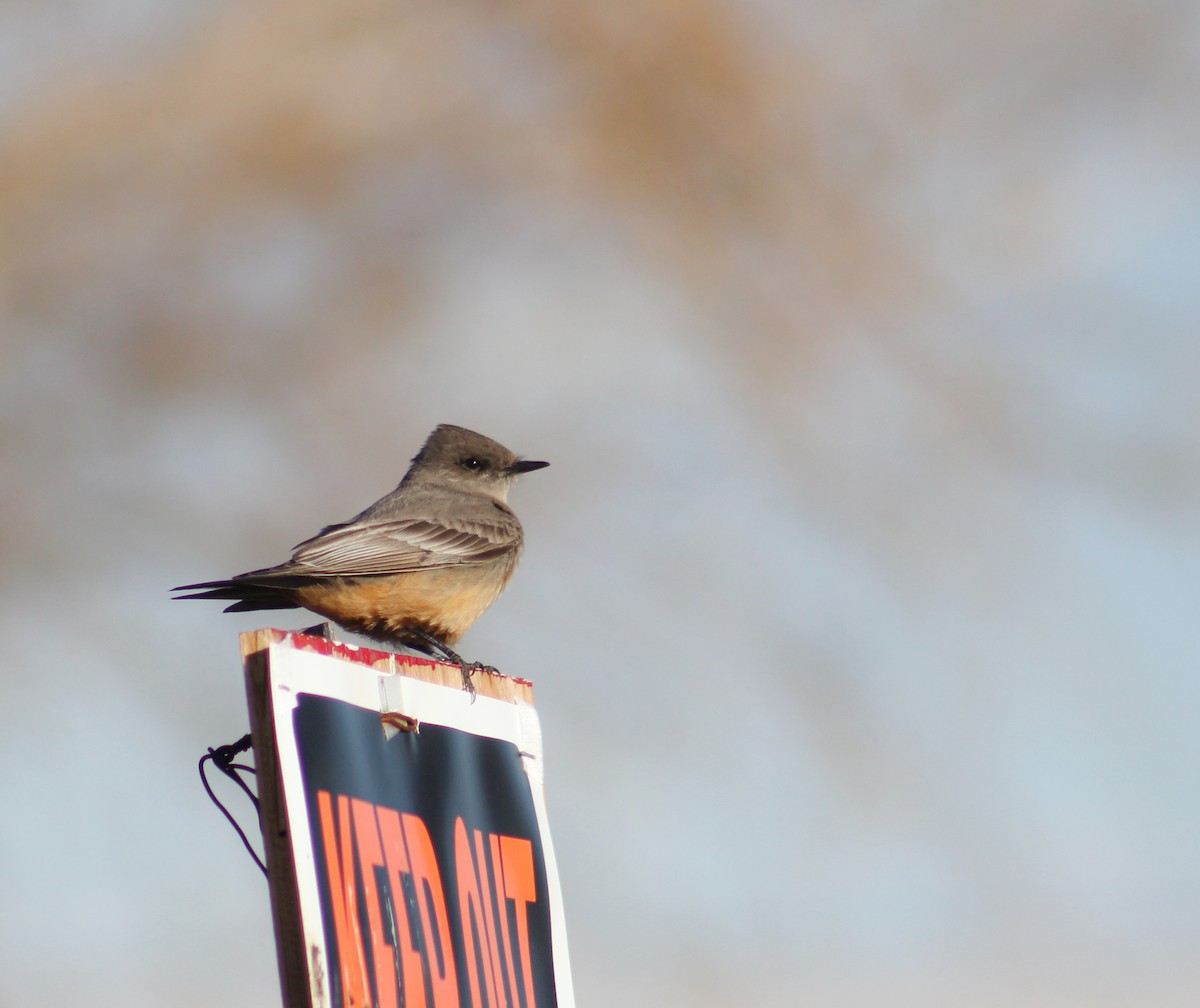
[243,630,311,1008]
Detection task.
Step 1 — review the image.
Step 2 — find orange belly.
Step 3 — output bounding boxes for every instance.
[292,560,514,646]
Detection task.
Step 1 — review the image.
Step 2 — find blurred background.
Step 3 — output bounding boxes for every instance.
[1,0,1197,1005]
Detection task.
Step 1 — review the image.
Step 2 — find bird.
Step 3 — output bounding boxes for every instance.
[173,424,548,680]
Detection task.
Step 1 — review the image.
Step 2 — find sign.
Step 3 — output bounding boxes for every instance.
[242,629,574,1008]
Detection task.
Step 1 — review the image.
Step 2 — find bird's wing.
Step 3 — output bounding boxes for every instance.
[272,516,519,578]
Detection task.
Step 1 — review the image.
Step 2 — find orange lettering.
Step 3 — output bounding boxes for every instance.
[321,797,539,1008]
[500,836,537,1008]
[317,791,371,1008]
[400,814,460,1008]
[455,818,499,1008]
[490,833,519,1007]
[377,808,429,1008]
[352,799,398,1008]
[474,829,510,1008]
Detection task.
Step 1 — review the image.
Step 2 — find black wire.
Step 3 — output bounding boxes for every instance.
[199,733,268,877]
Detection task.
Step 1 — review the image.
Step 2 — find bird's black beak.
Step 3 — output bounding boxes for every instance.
[507,459,550,475]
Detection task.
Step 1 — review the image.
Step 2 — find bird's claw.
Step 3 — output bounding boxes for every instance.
[457,661,502,700]
[458,662,479,699]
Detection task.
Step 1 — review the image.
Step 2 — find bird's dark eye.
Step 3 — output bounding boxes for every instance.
[460,456,488,472]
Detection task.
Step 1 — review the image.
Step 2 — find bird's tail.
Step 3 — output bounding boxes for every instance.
[172,578,305,613]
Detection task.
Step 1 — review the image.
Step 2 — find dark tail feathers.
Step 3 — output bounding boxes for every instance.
[172,578,305,613]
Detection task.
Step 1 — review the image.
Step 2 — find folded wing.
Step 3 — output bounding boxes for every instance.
[281,516,518,578]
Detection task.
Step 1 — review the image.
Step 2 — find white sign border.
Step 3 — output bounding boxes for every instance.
[262,636,575,1008]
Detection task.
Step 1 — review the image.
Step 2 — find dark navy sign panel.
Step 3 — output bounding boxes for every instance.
[294,693,556,1008]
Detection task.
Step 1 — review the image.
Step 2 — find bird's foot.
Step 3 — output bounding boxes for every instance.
[404,628,497,699]
[456,662,481,699]
[456,661,501,698]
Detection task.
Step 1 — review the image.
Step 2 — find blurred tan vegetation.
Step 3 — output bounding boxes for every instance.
[1,1,1197,1006]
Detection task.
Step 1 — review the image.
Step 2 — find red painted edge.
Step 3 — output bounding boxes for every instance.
[256,627,534,687]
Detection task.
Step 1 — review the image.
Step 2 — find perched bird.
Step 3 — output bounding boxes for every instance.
[174,424,548,675]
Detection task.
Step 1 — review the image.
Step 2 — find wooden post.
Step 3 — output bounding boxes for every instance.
[243,630,311,1008]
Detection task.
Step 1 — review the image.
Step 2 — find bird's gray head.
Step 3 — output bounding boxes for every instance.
[404,424,549,501]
